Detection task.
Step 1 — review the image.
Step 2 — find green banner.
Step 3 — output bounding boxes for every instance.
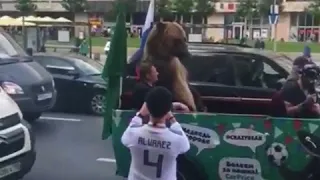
[111,110,320,180]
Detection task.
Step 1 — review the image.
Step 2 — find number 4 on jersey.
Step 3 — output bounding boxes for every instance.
[143,150,164,178]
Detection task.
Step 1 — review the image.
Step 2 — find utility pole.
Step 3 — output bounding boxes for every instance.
[269,0,279,52]
[273,0,277,52]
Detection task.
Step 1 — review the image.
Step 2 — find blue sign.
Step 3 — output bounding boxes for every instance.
[268,14,279,24]
[269,4,279,24]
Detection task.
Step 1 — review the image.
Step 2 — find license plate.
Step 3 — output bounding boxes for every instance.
[0,162,21,178]
[37,92,53,101]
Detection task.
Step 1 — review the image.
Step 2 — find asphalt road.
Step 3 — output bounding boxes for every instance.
[23,112,125,180]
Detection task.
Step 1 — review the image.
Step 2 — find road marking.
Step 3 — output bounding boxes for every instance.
[39,116,81,122]
[96,158,116,163]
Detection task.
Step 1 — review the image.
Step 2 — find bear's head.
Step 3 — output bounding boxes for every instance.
[143,21,190,61]
[142,21,197,111]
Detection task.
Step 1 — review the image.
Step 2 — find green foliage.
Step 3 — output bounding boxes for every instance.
[15,0,37,14]
[193,0,216,16]
[156,0,174,18]
[171,0,194,14]
[236,0,259,18]
[108,0,137,21]
[307,0,320,20]
[61,0,89,12]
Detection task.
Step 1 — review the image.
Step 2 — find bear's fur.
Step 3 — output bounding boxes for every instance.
[141,21,197,111]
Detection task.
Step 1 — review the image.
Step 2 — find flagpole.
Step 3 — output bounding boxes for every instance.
[118,1,125,109]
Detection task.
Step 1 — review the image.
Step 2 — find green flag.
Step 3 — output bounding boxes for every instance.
[101,3,127,140]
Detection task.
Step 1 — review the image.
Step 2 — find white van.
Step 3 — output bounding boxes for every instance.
[0,87,36,179]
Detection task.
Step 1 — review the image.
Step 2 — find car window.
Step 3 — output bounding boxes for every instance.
[0,31,27,56]
[67,55,103,71]
[263,62,279,75]
[35,56,74,68]
[188,54,237,86]
[231,55,286,89]
[68,57,101,75]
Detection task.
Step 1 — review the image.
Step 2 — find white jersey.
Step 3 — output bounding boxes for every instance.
[121,116,190,180]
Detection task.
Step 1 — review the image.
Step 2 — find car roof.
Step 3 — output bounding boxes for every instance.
[34,52,97,62]
[188,43,293,70]
[34,52,80,58]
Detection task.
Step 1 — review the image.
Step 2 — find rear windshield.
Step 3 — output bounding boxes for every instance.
[0,30,26,57]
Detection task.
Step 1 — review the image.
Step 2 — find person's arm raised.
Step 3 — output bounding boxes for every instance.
[121,103,149,147]
[167,113,190,154]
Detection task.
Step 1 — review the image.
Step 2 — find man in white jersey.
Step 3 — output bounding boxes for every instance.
[121,86,190,180]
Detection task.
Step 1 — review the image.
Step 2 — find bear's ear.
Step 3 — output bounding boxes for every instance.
[156,22,166,33]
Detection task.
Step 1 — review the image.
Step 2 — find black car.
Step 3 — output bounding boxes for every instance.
[33,53,106,115]
[122,43,293,116]
[0,30,56,121]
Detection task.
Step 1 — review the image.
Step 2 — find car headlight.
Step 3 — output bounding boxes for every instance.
[1,81,24,94]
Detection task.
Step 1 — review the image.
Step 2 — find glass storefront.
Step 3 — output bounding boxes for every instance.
[224,14,270,39]
[290,12,320,42]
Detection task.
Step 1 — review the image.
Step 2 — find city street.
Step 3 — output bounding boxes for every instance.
[23,112,125,180]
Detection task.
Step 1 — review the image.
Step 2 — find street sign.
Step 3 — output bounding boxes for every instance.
[269,4,279,25]
[268,14,279,24]
[270,4,279,15]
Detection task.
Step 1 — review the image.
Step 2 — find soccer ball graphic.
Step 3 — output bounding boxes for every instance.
[266,142,289,166]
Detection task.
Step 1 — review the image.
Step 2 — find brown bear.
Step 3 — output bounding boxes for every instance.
[141,21,203,111]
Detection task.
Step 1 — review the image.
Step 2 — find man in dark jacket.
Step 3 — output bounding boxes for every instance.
[132,62,190,112]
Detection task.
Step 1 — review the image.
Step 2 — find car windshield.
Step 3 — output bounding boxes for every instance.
[272,55,293,72]
[0,30,27,57]
[68,56,103,75]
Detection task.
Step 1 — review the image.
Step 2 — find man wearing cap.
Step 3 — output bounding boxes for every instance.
[288,46,314,80]
[276,64,320,118]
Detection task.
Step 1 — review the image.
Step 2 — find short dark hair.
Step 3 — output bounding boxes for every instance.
[139,62,153,80]
[145,86,172,118]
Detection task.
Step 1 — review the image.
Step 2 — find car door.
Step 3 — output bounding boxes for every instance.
[188,53,242,114]
[229,54,287,115]
[35,56,79,106]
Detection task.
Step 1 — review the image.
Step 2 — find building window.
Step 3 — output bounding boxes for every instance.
[252,18,261,25]
[298,13,306,26]
[306,13,313,26]
[290,13,298,26]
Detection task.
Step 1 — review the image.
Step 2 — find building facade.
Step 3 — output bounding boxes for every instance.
[207,0,319,42]
[0,0,317,41]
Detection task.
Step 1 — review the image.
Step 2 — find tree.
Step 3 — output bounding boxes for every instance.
[15,0,37,15]
[236,0,259,38]
[61,0,89,13]
[307,0,320,25]
[15,0,37,49]
[172,0,194,23]
[193,0,216,24]
[108,0,137,23]
[156,0,174,21]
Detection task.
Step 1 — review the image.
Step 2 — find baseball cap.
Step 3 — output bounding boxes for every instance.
[293,56,314,69]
